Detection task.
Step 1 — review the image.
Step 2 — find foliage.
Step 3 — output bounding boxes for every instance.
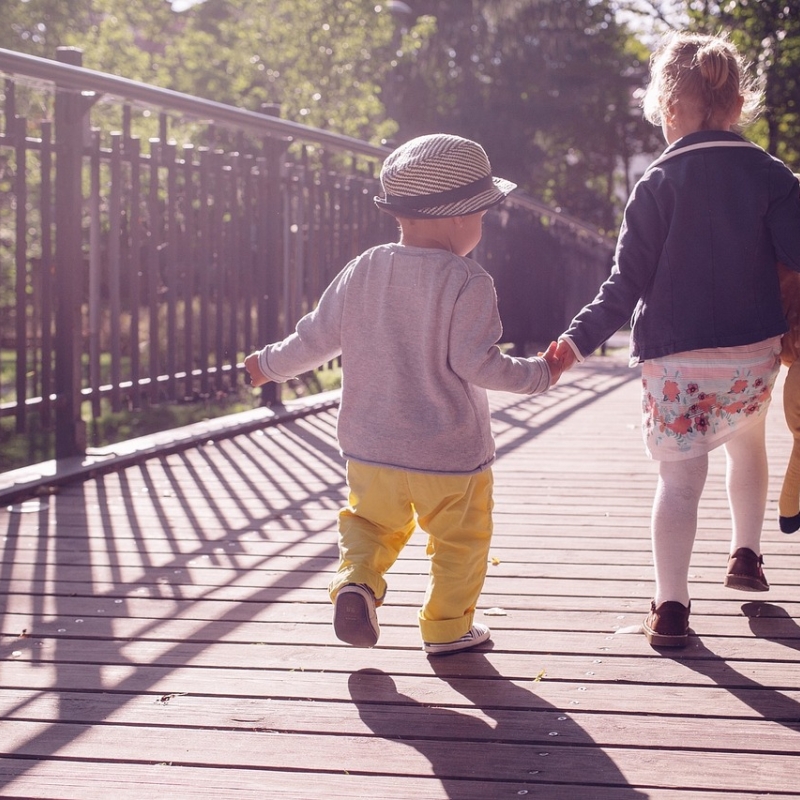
[0,387,251,471]
[610,0,800,169]
[2,0,404,147]
[2,0,655,227]
[1,0,95,55]
[387,0,661,231]
[2,0,797,236]
[171,0,398,143]
[685,0,800,167]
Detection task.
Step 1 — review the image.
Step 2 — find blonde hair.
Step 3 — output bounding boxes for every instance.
[642,32,762,129]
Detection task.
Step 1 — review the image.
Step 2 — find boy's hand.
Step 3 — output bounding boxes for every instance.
[538,340,564,385]
[244,351,271,387]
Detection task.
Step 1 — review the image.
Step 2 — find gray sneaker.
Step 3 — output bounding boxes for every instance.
[423,623,491,655]
[333,584,379,647]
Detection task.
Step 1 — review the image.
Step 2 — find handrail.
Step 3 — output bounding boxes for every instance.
[0,46,390,159]
[506,193,613,247]
[0,44,617,471]
[0,46,612,247]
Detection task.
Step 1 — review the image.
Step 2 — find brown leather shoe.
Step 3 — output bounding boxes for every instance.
[643,600,690,648]
[724,547,769,592]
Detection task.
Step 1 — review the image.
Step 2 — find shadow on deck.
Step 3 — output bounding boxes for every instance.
[1,353,798,799]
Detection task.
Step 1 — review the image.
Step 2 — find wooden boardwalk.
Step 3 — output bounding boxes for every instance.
[1,352,799,799]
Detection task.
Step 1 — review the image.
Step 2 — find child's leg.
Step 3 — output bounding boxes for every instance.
[411,469,494,644]
[724,415,768,554]
[779,439,800,531]
[651,454,708,606]
[329,461,416,604]
[779,362,800,527]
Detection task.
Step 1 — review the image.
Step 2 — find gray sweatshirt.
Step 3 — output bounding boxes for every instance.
[258,243,552,474]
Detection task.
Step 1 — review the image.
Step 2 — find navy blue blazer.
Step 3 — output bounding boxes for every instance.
[565,130,800,363]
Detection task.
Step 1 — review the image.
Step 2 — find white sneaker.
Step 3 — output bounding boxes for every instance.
[423,623,491,655]
[333,584,379,647]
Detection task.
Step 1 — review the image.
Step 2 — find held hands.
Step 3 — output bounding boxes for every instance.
[537,338,578,386]
[554,338,578,372]
[538,340,564,385]
[243,351,271,387]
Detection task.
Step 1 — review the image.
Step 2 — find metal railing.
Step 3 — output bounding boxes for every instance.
[0,46,613,467]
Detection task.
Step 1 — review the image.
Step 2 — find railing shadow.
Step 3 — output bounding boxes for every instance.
[0,411,347,789]
[492,355,638,460]
[664,601,800,733]
[0,363,638,792]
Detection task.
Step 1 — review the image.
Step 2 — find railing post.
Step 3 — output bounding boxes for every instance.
[54,47,88,459]
[259,104,285,406]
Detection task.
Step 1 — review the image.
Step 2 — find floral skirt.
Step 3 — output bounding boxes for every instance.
[641,337,781,461]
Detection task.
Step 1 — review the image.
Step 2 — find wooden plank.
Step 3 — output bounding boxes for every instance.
[8,590,800,621]
[2,689,800,756]
[4,546,800,581]
[6,573,800,608]
[0,759,769,800]
[8,533,798,561]
[3,628,800,685]
[3,599,798,637]
[2,660,800,723]
[2,614,799,666]
[0,718,797,795]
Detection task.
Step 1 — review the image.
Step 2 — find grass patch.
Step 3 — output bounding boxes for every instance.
[0,364,342,472]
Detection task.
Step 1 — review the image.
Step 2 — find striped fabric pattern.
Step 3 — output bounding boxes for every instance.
[374,134,516,218]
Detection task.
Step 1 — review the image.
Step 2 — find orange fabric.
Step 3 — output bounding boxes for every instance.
[778,262,800,520]
[779,262,800,366]
[780,360,800,517]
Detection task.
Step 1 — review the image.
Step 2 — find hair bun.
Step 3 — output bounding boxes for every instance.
[697,46,731,91]
[642,32,761,129]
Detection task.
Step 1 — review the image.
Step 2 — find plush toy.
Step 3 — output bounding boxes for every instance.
[778,261,800,533]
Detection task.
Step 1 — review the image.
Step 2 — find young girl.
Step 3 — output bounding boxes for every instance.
[555,32,800,648]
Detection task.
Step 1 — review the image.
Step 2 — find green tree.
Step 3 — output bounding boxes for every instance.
[387,0,660,231]
[611,0,800,168]
[177,0,400,143]
[1,0,94,55]
[686,0,800,167]
[1,0,407,146]
[2,0,659,226]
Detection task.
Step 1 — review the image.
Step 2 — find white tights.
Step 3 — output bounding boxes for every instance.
[651,416,769,606]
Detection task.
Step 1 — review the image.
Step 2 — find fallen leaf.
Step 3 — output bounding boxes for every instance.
[614,624,644,635]
[155,692,187,705]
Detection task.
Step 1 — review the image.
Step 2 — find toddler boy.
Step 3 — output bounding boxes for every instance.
[244,133,561,654]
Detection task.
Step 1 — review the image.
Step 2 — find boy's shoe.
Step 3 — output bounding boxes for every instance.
[333,584,379,647]
[642,600,690,648]
[724,547,769,592]
[423,623,491,656]
[779,513,800,534]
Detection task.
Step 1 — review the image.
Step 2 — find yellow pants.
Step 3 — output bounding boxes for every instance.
[780,361,800,517]
[329,461,494,644]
